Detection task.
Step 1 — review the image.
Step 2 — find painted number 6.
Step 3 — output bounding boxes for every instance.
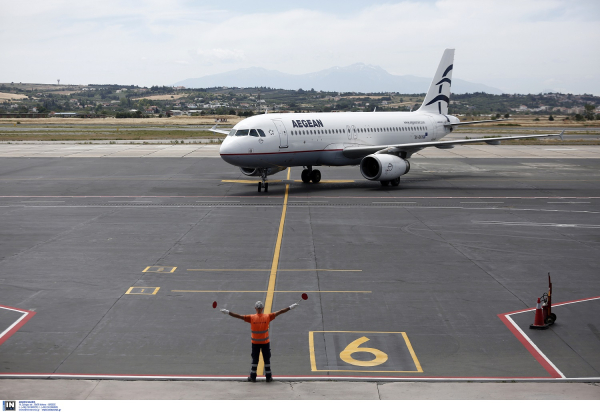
[339,337,388,367]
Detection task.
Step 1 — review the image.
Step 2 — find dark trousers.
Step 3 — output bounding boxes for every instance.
[250,342,271,379]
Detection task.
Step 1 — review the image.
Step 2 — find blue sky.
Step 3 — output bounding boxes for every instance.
[1,0,599,94]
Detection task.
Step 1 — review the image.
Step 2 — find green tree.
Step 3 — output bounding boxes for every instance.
[548,115,554,121]
[584,104,596,120]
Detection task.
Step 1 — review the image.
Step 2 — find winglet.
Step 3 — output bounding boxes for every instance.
[559,129,565,141]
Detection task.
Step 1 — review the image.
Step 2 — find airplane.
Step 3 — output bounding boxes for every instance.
[214,49,563,192]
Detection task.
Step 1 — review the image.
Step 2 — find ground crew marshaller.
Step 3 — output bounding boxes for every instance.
[221,300,298,382]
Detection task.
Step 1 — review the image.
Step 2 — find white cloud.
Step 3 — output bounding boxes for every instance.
[0,0,598,93]
[192,48,246,63]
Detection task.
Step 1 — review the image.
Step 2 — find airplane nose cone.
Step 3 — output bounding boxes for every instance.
[219,137,233,155]
[219,137,237,165]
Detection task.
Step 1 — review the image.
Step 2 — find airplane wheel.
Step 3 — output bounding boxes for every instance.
[391,177,400,187]
[301,169,311,183]
[258,182,262,192]
[310,169,321,183]
[380,180,389,187]
[264,182,268,192]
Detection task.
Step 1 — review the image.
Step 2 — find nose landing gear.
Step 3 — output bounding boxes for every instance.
[258,169,269,192]
[301,166,321,184]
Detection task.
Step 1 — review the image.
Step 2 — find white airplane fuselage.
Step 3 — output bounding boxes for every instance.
[219,111,458,169]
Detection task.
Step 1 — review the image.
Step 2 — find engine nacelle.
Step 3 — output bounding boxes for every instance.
[360,154,410,181]
[240,166,287,176]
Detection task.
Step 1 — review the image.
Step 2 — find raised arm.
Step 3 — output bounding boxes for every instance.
[272,303,298,319]
[220,309,245,320]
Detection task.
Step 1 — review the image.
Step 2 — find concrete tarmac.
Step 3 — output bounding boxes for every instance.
[1,380,599,400]
[0,144,599,399]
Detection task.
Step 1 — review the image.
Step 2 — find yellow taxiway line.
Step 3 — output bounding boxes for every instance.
[222,179,355,184]
[187,269,361,272]
[172,290,371,293]
[258,168,291,376]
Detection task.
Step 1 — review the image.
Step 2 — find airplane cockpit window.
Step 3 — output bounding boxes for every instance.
[228,129,236,136]
[250,129,259,137]
[257,129,266,137]
[235,129,250,136]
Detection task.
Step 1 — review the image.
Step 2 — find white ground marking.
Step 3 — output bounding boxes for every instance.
[473,221,600,228]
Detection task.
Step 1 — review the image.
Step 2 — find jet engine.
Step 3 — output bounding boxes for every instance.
[360,154,410,181]
[240,166,287,176]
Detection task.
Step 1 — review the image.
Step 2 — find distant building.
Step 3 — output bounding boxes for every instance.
[50,112,78,118]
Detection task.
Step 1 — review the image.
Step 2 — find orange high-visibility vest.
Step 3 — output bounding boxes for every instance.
[244,313,276,344]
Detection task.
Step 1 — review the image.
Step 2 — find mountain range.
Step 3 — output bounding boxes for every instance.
[174,63,503,94]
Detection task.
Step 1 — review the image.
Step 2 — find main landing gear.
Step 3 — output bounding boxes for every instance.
[380,177,400,187]
[301,166,321,184]
[258,169,269,193]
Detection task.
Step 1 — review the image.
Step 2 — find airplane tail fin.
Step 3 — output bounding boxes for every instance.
[417,49,455,115]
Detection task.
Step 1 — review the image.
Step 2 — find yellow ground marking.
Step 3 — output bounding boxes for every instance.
[143,266,177,273]
[222,179,354,184]
[293,180,355,183]
[308,331,423,373]
[222,179,283,184]
[126,287,160,295]
[187,269,361,272]
[402,332,423,373]
[172,290,371,293]
[339,337,388,367]
[258,167,291,376]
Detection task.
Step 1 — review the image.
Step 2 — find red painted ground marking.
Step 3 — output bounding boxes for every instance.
[498,295,600,379]
[0,304,36,347]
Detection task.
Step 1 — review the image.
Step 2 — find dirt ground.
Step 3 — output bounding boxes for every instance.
[0,92,33,102]
[132,94,189,101]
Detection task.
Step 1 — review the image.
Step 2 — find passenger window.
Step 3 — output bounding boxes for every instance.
[228,130,236,136]
[235,129,249,136]
[258,129,266,137]
[250,129,259,137]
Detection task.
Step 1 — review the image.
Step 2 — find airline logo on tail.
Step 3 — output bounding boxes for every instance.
[424,64,453,114]
[418,49,455,116]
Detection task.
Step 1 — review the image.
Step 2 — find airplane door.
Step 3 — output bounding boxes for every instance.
[272,119,288,148]
[346,125,352,140]
[352,125,357,140]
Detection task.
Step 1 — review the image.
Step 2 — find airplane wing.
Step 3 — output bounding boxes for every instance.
[210,125,230,135]
[342,131,564,159]
[450,119,508,126]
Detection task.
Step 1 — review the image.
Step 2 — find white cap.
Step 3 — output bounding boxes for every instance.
[255,301,264,309]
